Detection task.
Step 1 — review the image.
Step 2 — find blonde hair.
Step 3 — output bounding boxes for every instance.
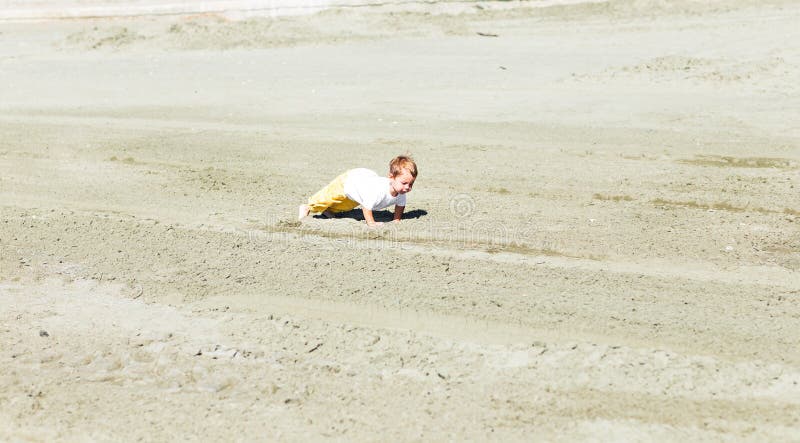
[389,154,418,178]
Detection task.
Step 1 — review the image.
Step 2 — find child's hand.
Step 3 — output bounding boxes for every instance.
[362,209,381,227]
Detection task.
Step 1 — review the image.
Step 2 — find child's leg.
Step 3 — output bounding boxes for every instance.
[327,198,359,213]
[300,171,357,219]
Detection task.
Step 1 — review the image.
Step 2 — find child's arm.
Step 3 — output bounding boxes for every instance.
[393,205,405,223]
[362,208,381,227]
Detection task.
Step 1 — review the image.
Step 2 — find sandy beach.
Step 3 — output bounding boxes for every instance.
[1,0,799,440]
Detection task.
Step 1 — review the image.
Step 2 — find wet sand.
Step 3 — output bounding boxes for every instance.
[1,0,799,440]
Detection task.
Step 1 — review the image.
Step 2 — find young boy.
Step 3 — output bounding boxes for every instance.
[298,155,417,226]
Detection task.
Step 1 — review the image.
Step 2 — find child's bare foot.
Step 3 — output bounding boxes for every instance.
[297,204,310,220]
[322,210,336,219]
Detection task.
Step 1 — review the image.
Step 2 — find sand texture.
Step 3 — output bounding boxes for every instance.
[1,0,799,440]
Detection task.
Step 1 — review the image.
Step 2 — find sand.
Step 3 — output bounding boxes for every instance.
[1,0,799,440]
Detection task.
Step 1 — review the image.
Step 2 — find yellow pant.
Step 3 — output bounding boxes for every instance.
[307,171,359,213]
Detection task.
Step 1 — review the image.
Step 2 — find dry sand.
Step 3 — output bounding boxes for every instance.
[1,0,799,440]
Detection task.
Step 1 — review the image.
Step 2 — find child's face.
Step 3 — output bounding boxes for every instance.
[390,169,415,195]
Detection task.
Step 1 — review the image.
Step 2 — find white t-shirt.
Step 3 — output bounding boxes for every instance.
[344,168,407,211]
